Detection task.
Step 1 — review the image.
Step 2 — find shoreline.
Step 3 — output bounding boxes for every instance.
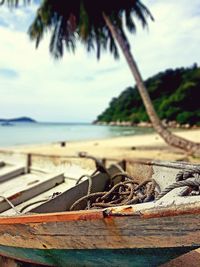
[0,124,154,148]
[3,128,200,163]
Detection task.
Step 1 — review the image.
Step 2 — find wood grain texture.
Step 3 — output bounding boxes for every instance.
[2,180,76,216]
[0,212,199,250]
[0,173,65,213]
[31,164,121,213]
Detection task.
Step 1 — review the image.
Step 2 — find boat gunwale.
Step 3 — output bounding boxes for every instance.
[124,158,200,170]
[1,200,200,225]
[0,157,200,225]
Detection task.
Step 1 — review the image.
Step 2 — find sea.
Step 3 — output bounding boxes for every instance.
[0,122,154,147]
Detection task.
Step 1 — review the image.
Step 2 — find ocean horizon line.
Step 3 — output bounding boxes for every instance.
[0,123,154,147]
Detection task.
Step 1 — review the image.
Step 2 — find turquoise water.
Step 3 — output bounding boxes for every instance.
[0,122,154,147]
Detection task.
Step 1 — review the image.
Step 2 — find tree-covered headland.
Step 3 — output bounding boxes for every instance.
[96,65,200,128]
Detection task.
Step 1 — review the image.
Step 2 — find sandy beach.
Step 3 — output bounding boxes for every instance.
[8,128,200,163]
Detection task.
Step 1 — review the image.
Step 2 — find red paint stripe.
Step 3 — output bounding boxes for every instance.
[0,210,104,225]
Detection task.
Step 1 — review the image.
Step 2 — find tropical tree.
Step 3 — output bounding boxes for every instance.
[2,0,200,156]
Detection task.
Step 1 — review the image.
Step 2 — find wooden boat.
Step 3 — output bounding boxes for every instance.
[0,157,200,266]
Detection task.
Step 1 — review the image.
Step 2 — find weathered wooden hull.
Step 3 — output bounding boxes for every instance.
[0,246,193,267]
[0,209,200,266]
[0,157,200,265]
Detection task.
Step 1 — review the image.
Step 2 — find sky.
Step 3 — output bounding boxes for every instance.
[0,0,200,123]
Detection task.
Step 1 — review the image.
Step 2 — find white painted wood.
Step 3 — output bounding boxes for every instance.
[0,165,25,183]
[2,178,76,216]
[32,164,124,213]
[0,172,65,213]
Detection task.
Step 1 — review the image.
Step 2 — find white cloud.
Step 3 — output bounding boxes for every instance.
[0,0,200,122]
[133,0,200,77]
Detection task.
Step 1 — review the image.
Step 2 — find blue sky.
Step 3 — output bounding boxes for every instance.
[0,0,200,123]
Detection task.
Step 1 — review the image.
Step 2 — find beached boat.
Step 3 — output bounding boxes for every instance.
[0,156,200,266]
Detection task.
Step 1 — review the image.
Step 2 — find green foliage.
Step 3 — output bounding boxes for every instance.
[97,65,200,125]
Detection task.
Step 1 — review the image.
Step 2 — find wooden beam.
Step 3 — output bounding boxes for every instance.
[0,212,200,250]
[32,164,121,213]
[0,166,25,183]
[2,178,76,216]
[0,173,65,213]
[26,154,32,173]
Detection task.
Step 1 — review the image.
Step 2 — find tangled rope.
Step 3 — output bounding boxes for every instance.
[70,161,200,210]
[70,171,160,211]
[75,173,94,209]
[156,167,200,201]
[176,167,200,181]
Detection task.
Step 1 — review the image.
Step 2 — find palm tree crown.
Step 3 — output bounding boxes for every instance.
[26,1,153,59]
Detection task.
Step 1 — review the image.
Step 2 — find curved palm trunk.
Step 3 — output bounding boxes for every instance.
[103,14,200,156]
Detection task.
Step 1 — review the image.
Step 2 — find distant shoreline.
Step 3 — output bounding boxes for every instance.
[94,120,200,130]
[0,122,199,149]
[0,116,36,123]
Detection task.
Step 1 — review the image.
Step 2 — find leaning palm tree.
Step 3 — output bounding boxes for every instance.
[2,0,200,155]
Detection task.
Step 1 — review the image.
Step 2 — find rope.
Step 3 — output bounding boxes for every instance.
[0,195,21,215]
[75,171,98,209]
[20,192,61,213]
[70,192,106,211]
[156,168,200,201]
[70,170,159,211]
[70,164,200,210]
[156,178,200,200]
[20,199,48,213]
[176,167,200,181]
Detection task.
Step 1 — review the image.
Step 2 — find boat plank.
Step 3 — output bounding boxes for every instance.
[0,173,65,213]
[31,164,122,213]
[2,179,76,216]
[0,166,25,184]
[0,213,199,249]
[0,173,45,196]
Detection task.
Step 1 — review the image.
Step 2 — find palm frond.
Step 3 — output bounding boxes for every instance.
[1,0,154,59]
[0,0,31,7]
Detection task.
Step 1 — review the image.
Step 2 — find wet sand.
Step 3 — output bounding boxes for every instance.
[9,128,200,163]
